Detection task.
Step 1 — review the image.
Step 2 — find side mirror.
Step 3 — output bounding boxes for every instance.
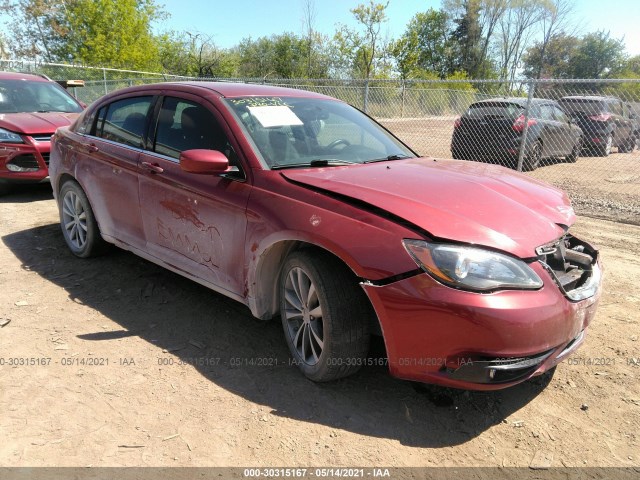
[180,149,230,174]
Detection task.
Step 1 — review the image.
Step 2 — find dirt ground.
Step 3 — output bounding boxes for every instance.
[0,184,639,469]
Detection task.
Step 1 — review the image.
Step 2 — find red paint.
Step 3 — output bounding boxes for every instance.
[0,71,83,185]
[49,81,602,390]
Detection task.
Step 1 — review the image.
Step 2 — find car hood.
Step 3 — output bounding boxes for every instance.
[0,112,79,135]
[281,158,574,258]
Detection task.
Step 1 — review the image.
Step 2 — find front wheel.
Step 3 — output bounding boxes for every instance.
[279,250,371,382]
[523,141,542,171]
[59,181,108,258]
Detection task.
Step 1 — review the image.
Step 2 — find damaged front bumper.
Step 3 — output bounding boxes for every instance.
[362,236,602,390]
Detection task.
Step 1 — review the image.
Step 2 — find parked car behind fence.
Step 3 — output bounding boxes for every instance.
[558,95,639,156]
[451,97,583,171]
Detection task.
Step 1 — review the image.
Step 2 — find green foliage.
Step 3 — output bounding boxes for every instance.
[449,0,483,78]
[522,33,579,79]
[236,33,329,78]
[331,1,390,79]
[1,0,164,70]
[523,31,628,81]
[569,31,627,79]
[392,9,452,79]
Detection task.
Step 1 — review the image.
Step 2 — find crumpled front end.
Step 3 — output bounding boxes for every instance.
[363,233,602,390]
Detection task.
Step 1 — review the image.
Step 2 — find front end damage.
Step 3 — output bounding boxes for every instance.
[362,232,602,390]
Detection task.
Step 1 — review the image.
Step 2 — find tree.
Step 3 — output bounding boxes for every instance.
[236,33,324,78]
[449,0,484,77]
[528,0,575,79]
[496,0,545,83]
[392,8,452,79]
[522,32,579,78]
[332,1,390,80]
[1,0,165,70]
[0,32,9,59]
[568,30,627,79]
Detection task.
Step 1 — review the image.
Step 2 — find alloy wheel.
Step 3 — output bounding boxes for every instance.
[61,190,88,250]
[283,266,324,365]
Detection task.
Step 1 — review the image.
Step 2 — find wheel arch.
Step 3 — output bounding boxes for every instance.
[248,239,380,334]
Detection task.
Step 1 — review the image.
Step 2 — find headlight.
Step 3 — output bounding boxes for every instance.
[403,240,543,292]
[0,128,24,144]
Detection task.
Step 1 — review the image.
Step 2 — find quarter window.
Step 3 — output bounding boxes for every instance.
[94,96,153,148]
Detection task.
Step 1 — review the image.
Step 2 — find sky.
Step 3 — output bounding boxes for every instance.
[155,0,640,56]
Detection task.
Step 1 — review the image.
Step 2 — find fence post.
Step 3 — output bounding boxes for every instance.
[401,80,406,118]
[103,68,108,95]
[363,78,370,113]
[516,80,536,172]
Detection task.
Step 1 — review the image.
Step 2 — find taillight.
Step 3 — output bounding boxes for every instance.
[588,113,611,121]
[454,117,462,129]
[512,114,537,132]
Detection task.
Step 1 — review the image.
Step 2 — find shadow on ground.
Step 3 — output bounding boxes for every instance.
[3,214,554,448]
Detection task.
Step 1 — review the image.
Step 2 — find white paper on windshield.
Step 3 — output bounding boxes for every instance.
[248,105,303,128]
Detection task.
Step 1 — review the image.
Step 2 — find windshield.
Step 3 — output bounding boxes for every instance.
[224,96,414,168]
[558,99,607,115]
[0,79,83,114]
[467,102,523,120]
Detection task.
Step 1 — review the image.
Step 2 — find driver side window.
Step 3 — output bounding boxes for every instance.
[152,97,238,166]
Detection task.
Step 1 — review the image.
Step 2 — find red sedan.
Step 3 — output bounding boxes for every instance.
[0,71,84,194]
[49,82,602,390]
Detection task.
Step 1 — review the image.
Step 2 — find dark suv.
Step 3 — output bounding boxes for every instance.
[558,96,638,156]
[451,97,583,171]
[0,71,84,194]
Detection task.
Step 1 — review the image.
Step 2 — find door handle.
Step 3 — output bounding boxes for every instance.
[141,161,164,174]
[85,144,99,153]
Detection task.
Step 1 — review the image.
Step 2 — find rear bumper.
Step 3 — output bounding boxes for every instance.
[362,261,601,390]
[451,134,533,165]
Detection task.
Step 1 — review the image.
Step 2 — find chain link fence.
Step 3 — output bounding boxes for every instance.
[2,60,639,223]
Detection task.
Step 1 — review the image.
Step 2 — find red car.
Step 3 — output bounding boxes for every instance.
[49,82,602,390]
[0,71,84,194]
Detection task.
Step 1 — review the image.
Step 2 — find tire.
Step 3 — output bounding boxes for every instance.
[565,137,582,163]
[618,135,635,153]
[279,250,371,382]
[0,181,10,196]
[597,133,612,157]
[58,180,108,258]
[523,141,542,171]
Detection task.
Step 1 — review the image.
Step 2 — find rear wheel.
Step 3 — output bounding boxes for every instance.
[279,250,371,382]
[523,141,542,171]
[565,137,582,163]
[59,180,108,258]
[597,133,612,157]
[618,135,636,153]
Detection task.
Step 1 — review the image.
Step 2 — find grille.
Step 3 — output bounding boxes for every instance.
[7,154,40,170]
[42,153,50,166]
[32,135,53,142]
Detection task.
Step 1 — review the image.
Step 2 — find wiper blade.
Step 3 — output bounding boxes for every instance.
[271,159,357,170]
[364,154,412,163]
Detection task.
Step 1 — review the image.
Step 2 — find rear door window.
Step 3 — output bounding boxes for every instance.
[94,96,153,148]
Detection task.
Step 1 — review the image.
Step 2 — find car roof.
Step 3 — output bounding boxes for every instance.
[0,71,51,82]
[559,95,620,102]
[471,97,556,107]
[106,81,334,100]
